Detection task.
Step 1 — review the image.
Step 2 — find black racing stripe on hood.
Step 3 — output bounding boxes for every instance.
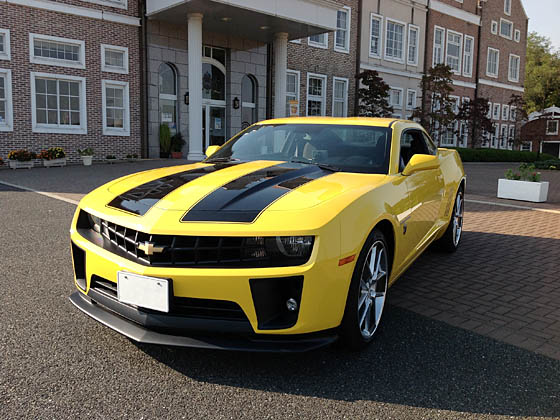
[108,164,234,216]
[181,163,331,223]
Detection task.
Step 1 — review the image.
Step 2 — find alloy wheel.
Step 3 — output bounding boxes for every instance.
[358,240,388,339]
[452,192,464,247]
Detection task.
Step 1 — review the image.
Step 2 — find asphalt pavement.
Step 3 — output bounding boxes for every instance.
[1,183,559,419]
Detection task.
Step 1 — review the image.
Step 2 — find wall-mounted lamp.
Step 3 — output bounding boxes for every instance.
[184,92,189,105]
[233,97,240,109]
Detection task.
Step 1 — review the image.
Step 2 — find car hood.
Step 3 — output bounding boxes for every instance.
[87,160,387,225]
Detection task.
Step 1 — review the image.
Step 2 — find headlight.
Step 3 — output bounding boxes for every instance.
[243,236,314,264]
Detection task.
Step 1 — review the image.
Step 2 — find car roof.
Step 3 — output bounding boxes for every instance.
[256,117,408,128]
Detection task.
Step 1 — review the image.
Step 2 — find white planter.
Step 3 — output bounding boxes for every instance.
[8,160,34,170]
[497,179,549,203]
[81,156,93,166]
[43,158,67,168]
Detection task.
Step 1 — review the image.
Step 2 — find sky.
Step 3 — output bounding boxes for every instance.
[522,0,560,50]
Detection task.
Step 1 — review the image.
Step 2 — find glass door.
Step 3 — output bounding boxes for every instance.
[202,105,226,150]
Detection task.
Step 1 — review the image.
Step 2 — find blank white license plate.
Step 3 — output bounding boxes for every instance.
[117,272,169,313]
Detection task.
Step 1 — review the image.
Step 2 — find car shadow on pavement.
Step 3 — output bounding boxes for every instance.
[137,305,560,418]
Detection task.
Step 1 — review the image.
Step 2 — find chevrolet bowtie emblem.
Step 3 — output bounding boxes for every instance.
[138,241,165,255]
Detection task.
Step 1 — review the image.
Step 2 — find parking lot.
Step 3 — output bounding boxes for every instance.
[1,162,559,419]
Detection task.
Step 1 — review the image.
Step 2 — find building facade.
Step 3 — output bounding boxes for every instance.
[360,0,428,120]
[521,106,560,157]
[0,0,142,162]
[477,0,528,151]
[286,0,359,119]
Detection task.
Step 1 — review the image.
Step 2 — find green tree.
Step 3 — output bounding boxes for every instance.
[356,70,393,117]
[456,98,494,148]
[413,64,456,140]
[525,32,560,113]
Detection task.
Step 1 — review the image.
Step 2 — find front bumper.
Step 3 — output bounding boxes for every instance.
[69,292,337,352]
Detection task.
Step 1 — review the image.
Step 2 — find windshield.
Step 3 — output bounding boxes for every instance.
[206,124,392,174]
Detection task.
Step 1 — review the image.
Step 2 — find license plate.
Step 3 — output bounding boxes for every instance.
[117,271,169,313]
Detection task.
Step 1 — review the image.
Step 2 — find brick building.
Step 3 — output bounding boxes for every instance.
[521,106,560,157]
[0,0,142,163]
[477,0,528,150]
[285,0,359,119]
[360,0,428,120]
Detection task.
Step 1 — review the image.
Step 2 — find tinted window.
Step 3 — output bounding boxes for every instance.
[399,129,433,171]
[208,124,392,174]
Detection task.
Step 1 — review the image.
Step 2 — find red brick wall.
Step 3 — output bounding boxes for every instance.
[0,3,141,163]
[286,0,359,117]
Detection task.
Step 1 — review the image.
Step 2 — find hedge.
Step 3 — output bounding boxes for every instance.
[534,159,560,170]
[450,148,557,163]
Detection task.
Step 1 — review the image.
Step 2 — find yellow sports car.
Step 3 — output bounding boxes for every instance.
[69,117,465,351]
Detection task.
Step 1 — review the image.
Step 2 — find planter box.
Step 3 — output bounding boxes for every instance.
[497,179,549,203]
[43,158,67,168]
[8,160,34,170]
[81,156,93,166]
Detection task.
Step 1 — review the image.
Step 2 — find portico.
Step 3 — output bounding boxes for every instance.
[145,0,339,160]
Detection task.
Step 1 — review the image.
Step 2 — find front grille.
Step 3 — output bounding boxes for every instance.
[90,275,247,322]
[92,217,309,268]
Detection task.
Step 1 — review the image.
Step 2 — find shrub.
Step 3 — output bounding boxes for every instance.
[38,147,65,160]
[534,160,560,170]
[8,150,36,162]
[0,157,4,166]
[452,148,556,163]
[159,124,172,154]
[505,163,541,182]
[171,132,186,152]
[77,148,94,156]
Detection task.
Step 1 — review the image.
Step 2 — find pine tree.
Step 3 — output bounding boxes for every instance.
[456,98,494,148]
[356,70,393,117]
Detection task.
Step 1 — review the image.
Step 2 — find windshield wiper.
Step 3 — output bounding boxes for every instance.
[289,158,341,172]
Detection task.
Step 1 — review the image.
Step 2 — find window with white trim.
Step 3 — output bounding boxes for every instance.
[370,14,382,57]
[521,142,532,152]
[547,120,559,135]
[407,25,419,66]
[491,123,498,147]
[101,44,128,74]
[493,103,501,120]
[0,29,10,61]
[509,54,520,82]
[514,29,521,43]
[0,69,13,131]
[80,0,127,9]
[463,35,474,77]
[306,73,327,116]
[433,26,445,66]
[500,124,508,148]
[385,19,405,62]
[500,18,513,39]
[504,0,512,15]
[308,33,328,49]
[487,102,493,119]
[389,87,403,109]
[502,104,510,121]
[332,77,348,117]
[406,89,417,110]
[31,72,87,134]
[335,7,351,53]
[286,70,300,116]
[491,21,498,35]
[487,48,499,78]
[446,30,462,74]
[102,80,130,136]
[510,106,517,121]
[30,34,85,69]
[508,125,515,144]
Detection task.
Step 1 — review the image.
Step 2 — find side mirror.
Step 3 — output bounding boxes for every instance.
[205,145,220,157]
[402,154,439,176]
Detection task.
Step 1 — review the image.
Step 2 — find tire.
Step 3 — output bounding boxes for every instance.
[436,187,464,253]
[340,228,390,350]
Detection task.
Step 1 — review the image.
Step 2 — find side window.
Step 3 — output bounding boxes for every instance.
[399,129,433,171]
[422,132,437,155]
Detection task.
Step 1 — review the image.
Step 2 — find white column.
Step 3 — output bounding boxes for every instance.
[273,32,289,119]
[187,13,206,161]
